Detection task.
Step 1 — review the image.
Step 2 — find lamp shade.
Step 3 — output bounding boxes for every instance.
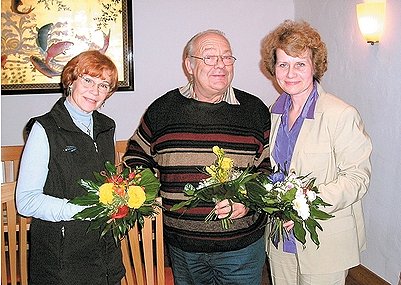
[356,1,386,44]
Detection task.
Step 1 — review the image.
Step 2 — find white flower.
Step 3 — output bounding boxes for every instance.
[231,169,243,180]
[263,182,273,191]
[198,179,213,189]
[306,190,317,202]
[292,195,310,220]
[284,181,295,191]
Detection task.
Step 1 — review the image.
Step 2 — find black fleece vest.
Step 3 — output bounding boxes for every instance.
[28,98,124,285]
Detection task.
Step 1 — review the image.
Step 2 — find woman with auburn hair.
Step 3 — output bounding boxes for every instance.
[261,20,372,285]
[16,50,125,284]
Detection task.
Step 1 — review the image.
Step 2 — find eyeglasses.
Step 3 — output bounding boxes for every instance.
[79,75,111,94]
[190,55,236,66]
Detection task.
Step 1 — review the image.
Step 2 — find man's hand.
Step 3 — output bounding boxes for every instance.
[214,199,249,220]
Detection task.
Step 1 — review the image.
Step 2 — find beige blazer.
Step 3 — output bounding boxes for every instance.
[267,84,372,274]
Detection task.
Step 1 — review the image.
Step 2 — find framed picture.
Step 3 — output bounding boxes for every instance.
[1,0,134,95]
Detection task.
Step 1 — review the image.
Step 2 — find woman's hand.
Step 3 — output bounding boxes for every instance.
[283,220,294,231]
[214,199,249,220]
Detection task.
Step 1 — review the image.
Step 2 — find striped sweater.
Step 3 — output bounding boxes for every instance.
[124,88,271,252]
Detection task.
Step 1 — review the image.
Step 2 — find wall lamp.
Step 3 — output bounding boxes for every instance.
[356,1,386,45]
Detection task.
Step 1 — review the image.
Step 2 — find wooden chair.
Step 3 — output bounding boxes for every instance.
[1,181,30,285]
[115,140,128,165]
[120,205,167,285]
[115,140,173,285]
[1,145,24,183]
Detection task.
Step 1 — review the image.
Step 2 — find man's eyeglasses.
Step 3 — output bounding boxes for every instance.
[190,55,236,66]
[79,75,111,94]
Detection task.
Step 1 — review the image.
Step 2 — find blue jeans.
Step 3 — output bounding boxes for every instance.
[168,237,265,285]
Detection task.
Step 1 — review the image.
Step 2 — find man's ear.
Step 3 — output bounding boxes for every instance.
[184,57,193,75]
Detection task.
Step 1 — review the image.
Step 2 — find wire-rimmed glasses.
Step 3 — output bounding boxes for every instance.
[190,55,237,66]
[79,75,111,94]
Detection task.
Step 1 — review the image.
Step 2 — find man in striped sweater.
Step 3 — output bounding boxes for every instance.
[124,29,271,285]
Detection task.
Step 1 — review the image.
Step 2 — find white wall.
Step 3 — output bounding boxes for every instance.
[1,0,293,145]
[294,0,401,284]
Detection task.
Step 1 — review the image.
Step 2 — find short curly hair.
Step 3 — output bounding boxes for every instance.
[261,20,328,81]
[61,50,119,98]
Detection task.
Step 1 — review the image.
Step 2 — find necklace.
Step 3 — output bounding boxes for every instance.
[71,115,92,136]
[79,117,92,136]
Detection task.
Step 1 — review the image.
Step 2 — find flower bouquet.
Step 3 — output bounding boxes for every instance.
[170,146,260,229]
[69,161,161,242]
[258,168,333,249]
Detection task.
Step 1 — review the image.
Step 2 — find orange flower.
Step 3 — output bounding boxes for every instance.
[113,186,125,197]
[111,205,130,219]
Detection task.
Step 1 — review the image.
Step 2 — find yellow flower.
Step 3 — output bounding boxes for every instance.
[127,186,146,209]
[206,165,217,178]
[218,170,230,182]
[212,146,223,156]
[99,183,115,205]
[220,157,233,171]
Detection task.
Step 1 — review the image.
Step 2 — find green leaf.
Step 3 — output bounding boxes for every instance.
[138,168,161,202]
[138,205,156,216]
[137,213,144,229]
[245,180,269,207]
[93,171,106,184]
[281,188,296,202]
[305,218,320,247]
[262,206,280,215]
[101,222,113,238]
[293,220,306,245]
[104,161,117,175]
[69,193,99,205]
[310,207,334,220]
[184,183,196,195]
[88,216,109,231]
[170,199,195,211]
[313,196,332,207]
[73,205,108,220]
[78,179,100,192]
[121,167,130,178]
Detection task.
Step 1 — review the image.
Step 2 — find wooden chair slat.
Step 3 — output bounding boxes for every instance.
[2,181,30,285]
[1,145,24,183]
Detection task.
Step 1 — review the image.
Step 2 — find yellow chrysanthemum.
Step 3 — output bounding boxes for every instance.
[127,186,146,209]
[99,183,115,205]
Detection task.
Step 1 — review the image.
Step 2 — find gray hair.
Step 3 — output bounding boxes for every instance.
[183,29,230,67]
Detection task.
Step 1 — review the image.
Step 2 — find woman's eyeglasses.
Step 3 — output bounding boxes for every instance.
[79,75,111,94]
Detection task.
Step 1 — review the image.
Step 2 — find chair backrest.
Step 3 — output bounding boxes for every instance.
[1,145,24,183]
[1,181,29,285]
[116,141,168,284]
[115,140,128,168]
[121,206,165,285]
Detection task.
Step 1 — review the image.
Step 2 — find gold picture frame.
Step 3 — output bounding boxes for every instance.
[1,0,134,95]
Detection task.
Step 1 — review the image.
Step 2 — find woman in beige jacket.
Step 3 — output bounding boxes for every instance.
[261,20,372,285]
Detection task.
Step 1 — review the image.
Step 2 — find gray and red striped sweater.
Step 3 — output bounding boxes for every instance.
[124,88,271,253]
